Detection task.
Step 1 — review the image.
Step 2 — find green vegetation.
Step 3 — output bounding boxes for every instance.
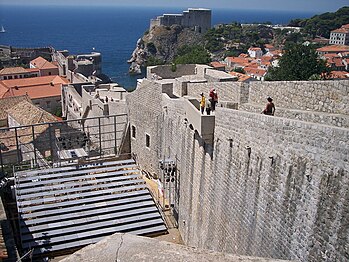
[265,43,329,81]
[289,6,349,38]
[145,56,165,67]
[204,22,274,56]
[174,45,211,65]
[233,67,246,74]
[53,106,62,117]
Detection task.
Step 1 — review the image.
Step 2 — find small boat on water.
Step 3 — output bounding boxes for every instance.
[0,25,6,33]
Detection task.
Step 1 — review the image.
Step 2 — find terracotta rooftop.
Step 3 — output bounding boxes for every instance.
[329,71,349,79]
[0,67,29,75]
[342,24,349,29]
[229,71,252,82]
[0,95,31,121]
[248,47,262,51]
[0,75,69,99]
[30,56,58,70]
[210,62,225,68]
[317,45,349,53]
[226,56,251,65]
[331,28,349,34]
[244,67,267,77]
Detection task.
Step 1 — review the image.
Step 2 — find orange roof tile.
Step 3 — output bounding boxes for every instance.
[238,53,249,58]
[0,67,28,75]
[0,75,69,99]
[226,56,251,65]
[342,24,349,29]
[248,47,262,51]
[244,67,267,77]
[229,71,252,82]
[331,28,349,34]
[30,56,58,70]
[329,71,349,79]
[317,45,349,53]
[264,44,275,49]
[210,62,225,68]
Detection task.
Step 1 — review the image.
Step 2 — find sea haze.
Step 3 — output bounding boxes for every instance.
[0,5,316,89]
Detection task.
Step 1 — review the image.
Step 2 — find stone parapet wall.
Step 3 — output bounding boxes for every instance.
[176,108,348,262]
[147,64,197,80]
[186,81,242,103]
[240,103,349,128]
[248,80,349,115]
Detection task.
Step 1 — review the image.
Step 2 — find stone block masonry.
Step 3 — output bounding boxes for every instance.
[127,68,349,262]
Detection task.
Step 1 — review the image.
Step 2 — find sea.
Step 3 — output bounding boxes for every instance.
[0,5,316,89]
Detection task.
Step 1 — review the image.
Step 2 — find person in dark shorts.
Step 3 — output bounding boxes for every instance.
[262,97,275,115]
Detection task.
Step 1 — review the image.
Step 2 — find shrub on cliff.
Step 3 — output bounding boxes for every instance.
[265,43,329,81]
[174,45,211,65]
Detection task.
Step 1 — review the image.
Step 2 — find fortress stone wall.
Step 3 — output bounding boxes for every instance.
[150,8,211,33]
[126,65,349,262]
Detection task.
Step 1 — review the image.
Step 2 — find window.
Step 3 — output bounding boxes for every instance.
[131,125,136,139]
[146,134,150,148]
[46,101,51,108]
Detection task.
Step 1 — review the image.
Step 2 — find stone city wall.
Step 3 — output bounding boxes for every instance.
[147,64,197,80]
[248,80,349,115]
[127,76,349,262]
[176,108,348,262]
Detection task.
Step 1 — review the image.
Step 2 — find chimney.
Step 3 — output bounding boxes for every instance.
[50,81,54,86]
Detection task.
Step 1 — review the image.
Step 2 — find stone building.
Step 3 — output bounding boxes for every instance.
[150,8,211,33]
[126,64,349,262]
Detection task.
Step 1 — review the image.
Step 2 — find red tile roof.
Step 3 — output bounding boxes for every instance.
[331,28,349,34]
[248,47,262,51]
[0,67,28,75]
[226,56,251,65]
[229,71,252,82]
[30,56,58,70]
[317,45,349,53]
[244,67,267,77]
[342,24,349,29]
[0,75,69,99]
[329,71,349,79]
[210,62,225,68]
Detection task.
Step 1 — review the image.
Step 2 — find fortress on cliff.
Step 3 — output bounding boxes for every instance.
[150,8,211,33]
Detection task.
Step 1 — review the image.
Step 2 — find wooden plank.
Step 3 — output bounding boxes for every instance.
[21,202,157,228]
[20,206,159,233]
[20,190,150,215]
[16,164,137,184]
[16,159,135,179]
[17,179,145,202]
[18,173,141,195]
[21,212,162,241]
[18,184,147,207]
[22,218,165,248]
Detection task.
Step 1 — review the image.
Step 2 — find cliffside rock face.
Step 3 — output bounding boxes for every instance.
[128,25,204,74]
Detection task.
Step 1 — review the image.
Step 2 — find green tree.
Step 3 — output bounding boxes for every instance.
[265,43,329,81]
[174,45,211,65]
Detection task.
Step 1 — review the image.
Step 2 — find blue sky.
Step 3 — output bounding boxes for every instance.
[0,0,347,12]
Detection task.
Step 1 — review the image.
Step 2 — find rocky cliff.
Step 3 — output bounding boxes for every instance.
[128,25,204,74]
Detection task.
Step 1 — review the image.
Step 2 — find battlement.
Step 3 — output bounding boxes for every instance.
[150,8,211,33]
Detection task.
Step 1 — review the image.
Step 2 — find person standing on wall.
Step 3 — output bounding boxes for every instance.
[262,96,275,116]
[209,88,218,111]
[200,92,206,114]
[206,98,211,115]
